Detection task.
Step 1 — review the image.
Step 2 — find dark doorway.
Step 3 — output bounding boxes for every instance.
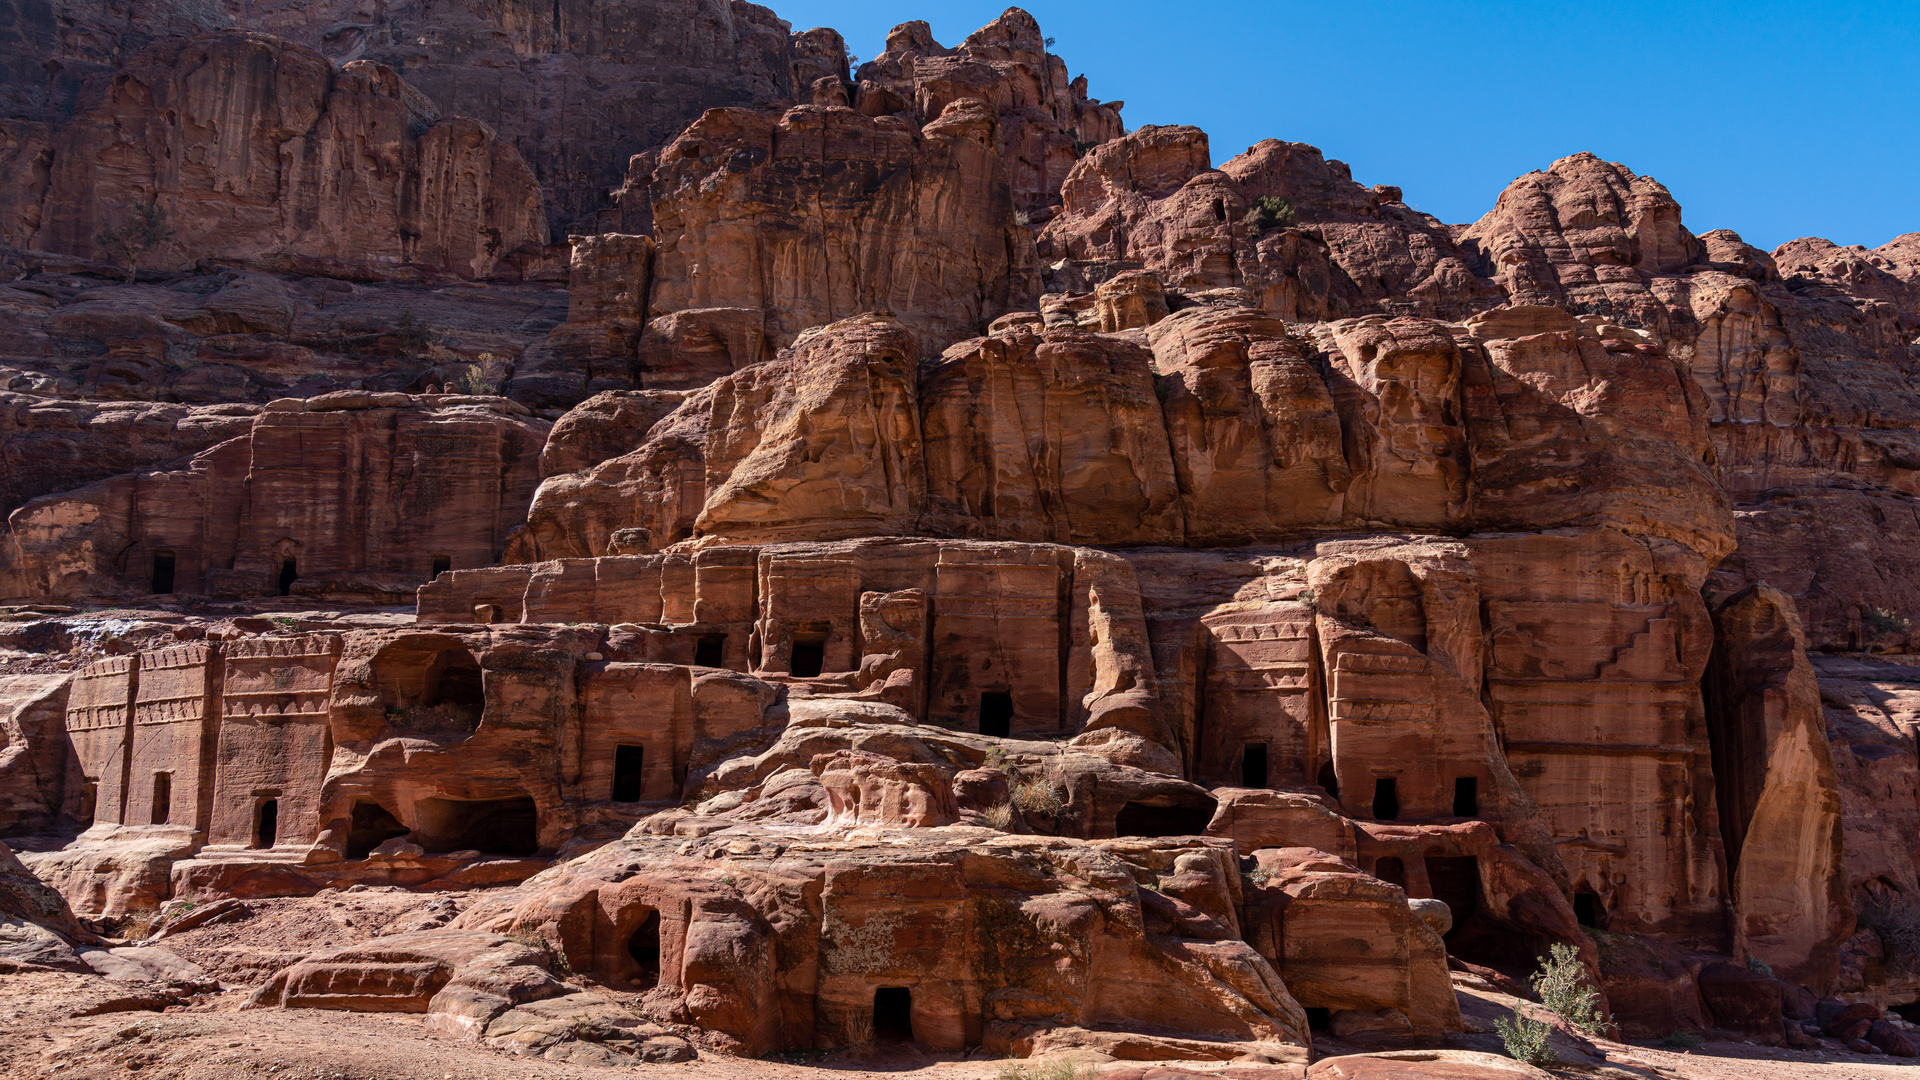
[1573,888,1603,928]
[1241,743,1269,788]
[789,638,825,678]
[1114,796,1218,838]
[873,986,914,1042]
[415,795,539,856]
[78,779,98,824]
[1374,855,1406,889]
[1318,761,1339,798]
[979,691,1014,737]
[612,745,645,802]
[150,772,171,825]
[627,909,661,988]
[278,558,298,596]
[427,650,485,715]
[430,555,451,580]
[254,798,278,849]
[1372,777,1400,820]
[1426,856,1481,924]
[347,801,410,857]
[1304,1007,1332,1032]
[1453,776,1479,817]
[151,550,175,594]
[694,634,726,667]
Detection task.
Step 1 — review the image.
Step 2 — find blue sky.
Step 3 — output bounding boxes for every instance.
[772,1,1919,252]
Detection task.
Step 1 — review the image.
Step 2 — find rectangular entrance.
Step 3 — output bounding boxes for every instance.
[612,745,645,802]
[979,691,1013,737]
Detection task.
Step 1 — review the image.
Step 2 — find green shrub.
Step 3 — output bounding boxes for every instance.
[1530,941,1612,1037]
[1866,606,1912,635]
[1493,1013,1555,1067]
[455,363,498,395]
[1242,194,1296,234]
[1746,955,1774,978]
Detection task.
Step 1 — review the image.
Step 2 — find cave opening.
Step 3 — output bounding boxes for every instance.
[627,909,661,989]
[1373,855,1406,889]
[612,744,645,802]
[151,550,175,594]
[347,801,410,857]
[278,558,298,596]
[694,634,726,668]
[1371,777,1400,820]
[1426,856,1481,924]
[1241,743,1269,789]
[1453,776,1478,817]
[150,772,171,825]
[413,795,539,856]
[979,691,1013,737]
[1114,795,1218,838]
[872,986,914,1042]
[430,554,451,580]
[254,798,278,849]
[789,637,825,678]
[1573,888,1603,928]
[1317,761,1339,798]
[426,649,485,715]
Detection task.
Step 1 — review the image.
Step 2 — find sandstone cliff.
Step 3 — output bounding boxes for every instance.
[6,31,548,280]
[4,0,1920,1068]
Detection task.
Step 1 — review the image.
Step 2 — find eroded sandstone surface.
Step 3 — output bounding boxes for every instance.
[0,3,1917,1078]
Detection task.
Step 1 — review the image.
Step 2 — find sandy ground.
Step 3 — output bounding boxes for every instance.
[5,888,1920,1079]
[7,992,1920,1080]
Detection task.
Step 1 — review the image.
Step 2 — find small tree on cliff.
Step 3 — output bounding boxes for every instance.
[1242,194,1296,234]
[95,202,175,283]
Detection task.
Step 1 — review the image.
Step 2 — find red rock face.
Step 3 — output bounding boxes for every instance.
[853,9,1125,214]
[0,393,549,602]
[509,306,1730,561]
[8,32,549,280]
[223,0,816,235]
[9,0,1920,1066]
[1037,127,1502,321]
[643,102,1039,358]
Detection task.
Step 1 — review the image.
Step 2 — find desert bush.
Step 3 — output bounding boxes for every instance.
[455,363,498,395]
[1866,606,1912,635]
[1011,779,1060,817]
[843,1011,873,1047]
[981,803,1014,830]
[1531,941,1611,1037]
[1494,1012,1554,1067]
[1242,194,1296,234]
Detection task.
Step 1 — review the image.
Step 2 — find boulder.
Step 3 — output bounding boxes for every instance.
[1823,1000,1882,1037]
[1695,961,1783,1037]
[1869,1019,1918,1057]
